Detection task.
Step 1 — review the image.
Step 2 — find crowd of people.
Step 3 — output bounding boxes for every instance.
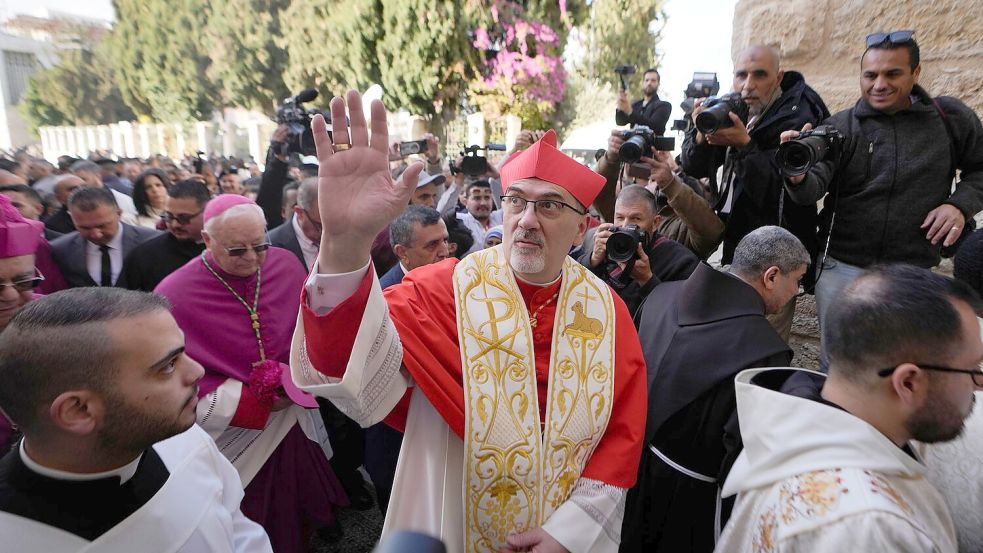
[0,28,981,553]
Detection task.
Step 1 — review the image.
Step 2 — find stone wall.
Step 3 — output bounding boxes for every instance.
[731,0,983,117]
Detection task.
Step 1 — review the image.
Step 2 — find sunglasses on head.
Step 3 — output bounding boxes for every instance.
[865,30,915,48]
[224,242,272,257]
[161,210,203,225]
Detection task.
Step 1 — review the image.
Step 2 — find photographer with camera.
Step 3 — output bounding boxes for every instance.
[578,185,698,317]
[681,45,828,339]
[780,31,983,369]
[594,131,725,260]
[617,67,673,136]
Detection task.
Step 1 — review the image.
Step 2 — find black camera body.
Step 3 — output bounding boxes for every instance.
[619,125,676,163]
[275,88,323,156]
[456,144,506,177]
[776,125,843,177]
[399,139,428,157]
[695,92,749,134]
[606,224,649,264]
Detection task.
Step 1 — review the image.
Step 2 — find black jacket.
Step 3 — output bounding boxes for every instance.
[621,263,792,553]
[617,95,672,136]
[120,232,205,291]
[681,71,829,275]
[268,219,305,268]
[786,85,983,268]
[49,224,161,288]
[578,230,699,318]
[44,207,75,235]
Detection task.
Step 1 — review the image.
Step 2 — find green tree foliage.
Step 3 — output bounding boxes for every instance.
[577,0,666,90]
[19,42,136,135]
[278,0,382,103]
[108,0,216,122]
[205,0,292,114]
[375,0,481,123]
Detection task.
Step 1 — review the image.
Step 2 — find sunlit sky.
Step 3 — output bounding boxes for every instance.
[1,0,737,126]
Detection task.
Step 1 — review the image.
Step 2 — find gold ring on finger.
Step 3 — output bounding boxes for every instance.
[335,143,352,151]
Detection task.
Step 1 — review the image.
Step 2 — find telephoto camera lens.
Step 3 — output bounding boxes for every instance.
[776,126,841,177]
[619,135,648,164]
[694,93,748,135]
[777,138,827,177]
[606,229,641,264]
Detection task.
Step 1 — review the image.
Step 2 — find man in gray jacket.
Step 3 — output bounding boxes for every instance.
[783,31,983,368]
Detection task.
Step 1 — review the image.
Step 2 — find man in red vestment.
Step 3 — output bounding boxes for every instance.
[291,91,647,553]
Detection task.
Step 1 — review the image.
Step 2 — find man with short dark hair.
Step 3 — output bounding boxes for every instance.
[96,158,133,196]
[717,264,983,552]
[50,188,159,288]
[280,182,299,222]
[70,160,138,224]
[0,184,61,242]
[0,288,274,552]
[579,185,698,317]
[616,68,672,135]
[219,169,245,196]
[622,226,804,553]
[782,31,983,369]
[120,180,210,291]
[456,179,501,255]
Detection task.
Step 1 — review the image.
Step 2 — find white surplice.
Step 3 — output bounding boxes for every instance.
[195,379,332,487]
[716,368,958,553]
[289,264,627,553]
[0,425,272,553]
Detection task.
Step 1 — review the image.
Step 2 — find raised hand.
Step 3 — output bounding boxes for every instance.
[313,90,423,273]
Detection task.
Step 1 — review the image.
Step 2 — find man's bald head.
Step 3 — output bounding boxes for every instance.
[736,45,781,73]
[55,175,85,205]
[733,45,785,116]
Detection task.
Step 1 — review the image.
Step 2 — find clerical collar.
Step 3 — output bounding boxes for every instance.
[20,440,143,485]
[513,272,561,287]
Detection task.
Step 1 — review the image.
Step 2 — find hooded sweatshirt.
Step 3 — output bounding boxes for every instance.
[716,368,957,553]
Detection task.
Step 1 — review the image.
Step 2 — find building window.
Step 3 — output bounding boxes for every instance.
[4,51,39,106]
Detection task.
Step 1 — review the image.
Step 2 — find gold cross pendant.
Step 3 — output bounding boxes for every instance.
[529,317,537,329]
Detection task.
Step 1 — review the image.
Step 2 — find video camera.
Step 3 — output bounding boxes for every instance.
[614,64,636,91]
[274,88,323,156]
[776,125,843,177]
[450,144,506,177]
[619,126,676,163]
[675,72,720,132]
[607,224,649,265]
[695,92,749,134]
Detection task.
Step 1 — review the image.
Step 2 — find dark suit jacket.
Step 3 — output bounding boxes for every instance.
[379,263,405,289]
[267,220,305,268]
[44,207,75,234]
[120,232,205,291]
[50,223,161,288]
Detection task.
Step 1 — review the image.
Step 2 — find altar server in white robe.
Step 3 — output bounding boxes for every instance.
[0,288,272,553]
[716,265,983,553]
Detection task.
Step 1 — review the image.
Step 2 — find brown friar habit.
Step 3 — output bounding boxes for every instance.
[620,262,792,553]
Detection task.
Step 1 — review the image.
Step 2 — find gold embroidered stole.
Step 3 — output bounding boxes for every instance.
[453,245,616,552]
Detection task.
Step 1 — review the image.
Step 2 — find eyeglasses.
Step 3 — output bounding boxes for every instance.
[0,268,45,293]
[161,210,203,225]
[302,209,322,233]
[500,195,586,219]
[865,30,915,48]
[877,363,983,387]
[223,242,272,257]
